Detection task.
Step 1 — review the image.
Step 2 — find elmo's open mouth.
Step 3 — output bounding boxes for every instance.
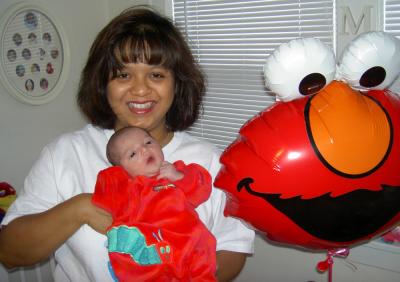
[237,178,400,242]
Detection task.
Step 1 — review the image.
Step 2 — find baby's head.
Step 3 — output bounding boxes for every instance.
[107,126,164,178]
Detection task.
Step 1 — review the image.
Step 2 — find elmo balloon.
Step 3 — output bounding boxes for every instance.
[214,32,400,251]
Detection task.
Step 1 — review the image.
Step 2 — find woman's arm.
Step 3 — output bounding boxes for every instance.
[216,250,247,282]
[0,193,111,268]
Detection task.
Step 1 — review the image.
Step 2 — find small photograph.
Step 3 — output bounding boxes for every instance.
[39,48,46,59]
[42,32,52,44]
[12,33,22,46]
[24,12,38,30]
[7,49,17,62]
[16,65,25,77]
[25,79,34,92]
[22,48,31,60]
[40,78,48,90]
[31,63,40,73]
[46,63,54,74]
[28,32,37,44]
[50,49,59,59]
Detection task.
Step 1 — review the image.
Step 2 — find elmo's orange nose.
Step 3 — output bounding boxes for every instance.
[306,81,391,177]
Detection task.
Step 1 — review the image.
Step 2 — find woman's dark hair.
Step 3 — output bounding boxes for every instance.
[77,6,205,130]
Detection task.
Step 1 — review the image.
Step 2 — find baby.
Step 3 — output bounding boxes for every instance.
[92,126,217,281]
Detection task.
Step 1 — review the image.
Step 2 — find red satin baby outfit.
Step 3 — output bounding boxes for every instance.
[92,161,217,282]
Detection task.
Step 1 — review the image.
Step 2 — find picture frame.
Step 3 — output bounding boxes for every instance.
[0,2,69,105]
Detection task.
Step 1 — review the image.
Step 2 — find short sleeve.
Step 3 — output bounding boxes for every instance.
[209,188,255,253]
[208,152,255,254]
[2,146,60,225]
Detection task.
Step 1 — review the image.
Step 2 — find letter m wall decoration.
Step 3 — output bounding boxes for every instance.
[336,0,383,59]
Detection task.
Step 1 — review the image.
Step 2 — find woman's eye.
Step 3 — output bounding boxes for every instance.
[116,72,129,79]
[150,72,164,79]
[129,152,136,158]
[146,140,152,145]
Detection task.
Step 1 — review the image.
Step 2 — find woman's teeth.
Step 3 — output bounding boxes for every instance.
[128,102,153,109]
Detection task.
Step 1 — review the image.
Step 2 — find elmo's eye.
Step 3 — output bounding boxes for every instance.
[337,31,400,91]
[264,38,336,102]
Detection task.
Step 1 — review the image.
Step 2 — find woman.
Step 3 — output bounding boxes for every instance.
[0,7,254,282]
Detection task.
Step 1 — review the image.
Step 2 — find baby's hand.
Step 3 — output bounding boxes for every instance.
[157,161,184,181]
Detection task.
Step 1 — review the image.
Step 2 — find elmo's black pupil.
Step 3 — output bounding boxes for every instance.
[360,66,386,88]
[299,73,326,96]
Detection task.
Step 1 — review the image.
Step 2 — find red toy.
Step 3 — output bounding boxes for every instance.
[215,32,400,253]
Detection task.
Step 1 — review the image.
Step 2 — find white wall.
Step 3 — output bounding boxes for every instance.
[0,0,109,192]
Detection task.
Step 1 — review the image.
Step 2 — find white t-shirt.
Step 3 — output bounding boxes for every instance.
[3,124,255,282]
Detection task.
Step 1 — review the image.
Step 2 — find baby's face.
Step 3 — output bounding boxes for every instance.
[115,128,164,178]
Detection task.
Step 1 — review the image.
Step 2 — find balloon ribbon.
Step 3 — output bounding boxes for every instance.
[317,248,349,282]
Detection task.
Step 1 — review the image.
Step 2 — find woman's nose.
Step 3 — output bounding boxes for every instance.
[130,77,150,96]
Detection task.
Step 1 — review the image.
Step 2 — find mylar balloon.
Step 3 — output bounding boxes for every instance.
[337,31,400,90]
[214,32,400,251]
[264,37,336,101]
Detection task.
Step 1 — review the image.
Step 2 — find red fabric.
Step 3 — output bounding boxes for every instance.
[92,161,217,281]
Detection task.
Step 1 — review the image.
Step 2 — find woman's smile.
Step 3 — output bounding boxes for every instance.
[127,101,155,114]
